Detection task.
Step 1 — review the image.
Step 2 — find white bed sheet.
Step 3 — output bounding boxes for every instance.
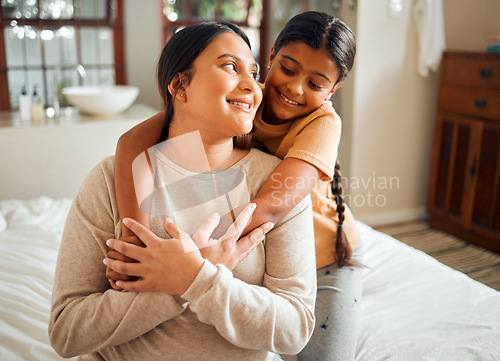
[0,197,72,361]
[356,221,500,361]
[0,197,499,361]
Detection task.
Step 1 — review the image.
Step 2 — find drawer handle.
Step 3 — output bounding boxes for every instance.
[479,68,492,78]
[474,99,487,109]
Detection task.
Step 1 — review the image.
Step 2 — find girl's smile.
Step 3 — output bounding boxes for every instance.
[277,90,302,107]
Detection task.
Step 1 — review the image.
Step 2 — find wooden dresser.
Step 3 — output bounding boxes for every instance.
[427,51,500,254]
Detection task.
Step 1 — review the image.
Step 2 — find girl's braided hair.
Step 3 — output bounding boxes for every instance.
[332,160,355,267]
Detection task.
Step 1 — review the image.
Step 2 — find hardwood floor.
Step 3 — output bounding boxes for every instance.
[375,221,500,291]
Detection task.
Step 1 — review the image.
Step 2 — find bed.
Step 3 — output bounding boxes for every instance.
[1,196,499,361]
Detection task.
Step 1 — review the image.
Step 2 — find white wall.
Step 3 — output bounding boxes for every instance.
[343,0,439,225]
[443,0,500,51]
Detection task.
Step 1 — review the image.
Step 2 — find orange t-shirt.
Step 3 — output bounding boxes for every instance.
[253,85,359,268]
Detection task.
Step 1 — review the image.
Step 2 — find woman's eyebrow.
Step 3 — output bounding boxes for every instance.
[218,53,239,60]
[281,54,332,84]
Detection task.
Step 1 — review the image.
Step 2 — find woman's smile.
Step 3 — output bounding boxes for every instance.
[227,97,254,111]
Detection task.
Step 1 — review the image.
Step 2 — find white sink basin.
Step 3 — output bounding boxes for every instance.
[62,85,140,116]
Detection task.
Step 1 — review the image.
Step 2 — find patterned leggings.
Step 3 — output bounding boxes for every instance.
[297,240,364,361]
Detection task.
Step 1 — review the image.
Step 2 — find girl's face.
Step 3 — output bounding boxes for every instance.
[264,41,340,124]
[182,32,262,142]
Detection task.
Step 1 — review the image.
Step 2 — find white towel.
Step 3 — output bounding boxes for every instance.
[413,0,446,77]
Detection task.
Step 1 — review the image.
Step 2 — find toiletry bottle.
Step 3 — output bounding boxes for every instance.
[30,86,44,124]
[19,86,32,121]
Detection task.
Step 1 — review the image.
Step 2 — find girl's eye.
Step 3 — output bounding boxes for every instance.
[281,64,294,75]
[252,71,259,80]
[308,81,322,90]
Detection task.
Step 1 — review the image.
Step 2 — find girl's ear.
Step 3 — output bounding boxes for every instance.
[168,73,187,102]
[332,81,343,93]
[267,45,276,69]
[326,82,343,101]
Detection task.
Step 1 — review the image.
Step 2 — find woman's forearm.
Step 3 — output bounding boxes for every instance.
[50,286,186,357]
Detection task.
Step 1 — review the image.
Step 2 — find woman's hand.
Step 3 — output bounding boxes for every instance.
[104,217,204,295]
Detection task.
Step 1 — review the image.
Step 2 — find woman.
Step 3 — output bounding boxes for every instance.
[49,22,316,361]
[108,12,361,361]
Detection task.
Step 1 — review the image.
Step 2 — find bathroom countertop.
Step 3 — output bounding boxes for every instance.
[0,103,158,129]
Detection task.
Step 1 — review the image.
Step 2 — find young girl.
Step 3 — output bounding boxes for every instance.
[108,11,361,361]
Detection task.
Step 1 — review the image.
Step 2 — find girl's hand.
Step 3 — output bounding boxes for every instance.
[192,203,274,270]
[104,218,204,295]
[105,234,143,291]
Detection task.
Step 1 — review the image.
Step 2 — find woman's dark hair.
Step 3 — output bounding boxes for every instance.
[274,11,356,267]
[157,22,251,143]
[273,11,356,86]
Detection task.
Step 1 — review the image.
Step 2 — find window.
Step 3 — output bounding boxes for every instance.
[161,0,269,80]
[0,0,125,110]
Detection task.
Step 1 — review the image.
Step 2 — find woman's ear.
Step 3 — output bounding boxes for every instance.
[168,73,187,102]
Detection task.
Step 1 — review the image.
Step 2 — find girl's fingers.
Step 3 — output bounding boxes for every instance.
[106,267,139,281]
[121,218,154,247]
[119,235,145,247]
[115,279,150,292]
[108,279,123,291]
[233,222,274,264]
[221,203,256,242]
[106,239,144,262]
[192,213,220,246]
[162,218,181,239]
[107,249,135,263]
[103,257,143,277]
[163,219,198,253]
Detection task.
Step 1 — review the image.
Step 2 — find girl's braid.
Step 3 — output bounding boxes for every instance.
[331,160,355,267]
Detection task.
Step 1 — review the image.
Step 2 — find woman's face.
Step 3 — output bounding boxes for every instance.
[264,41,340,124]
[182,32,262,142]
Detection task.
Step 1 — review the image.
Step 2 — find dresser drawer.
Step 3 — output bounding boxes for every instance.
[439,86,500,121]
[441,53,500,90]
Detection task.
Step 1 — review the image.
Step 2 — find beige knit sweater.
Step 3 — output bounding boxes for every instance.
[49,149,316,361]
